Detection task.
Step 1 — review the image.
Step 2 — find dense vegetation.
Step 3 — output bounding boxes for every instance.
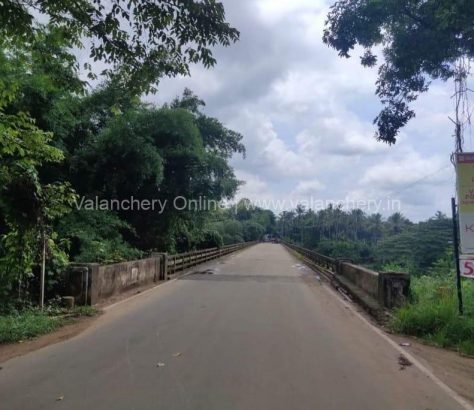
[392,265,474,356]
[277,205,452,274]
[207,198,276,246]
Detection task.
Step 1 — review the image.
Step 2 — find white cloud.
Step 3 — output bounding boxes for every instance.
[229,110,315,180]
[257,0,325,24]
[360,151,449,189]
[292,179,325,196]
[234,170,270,201]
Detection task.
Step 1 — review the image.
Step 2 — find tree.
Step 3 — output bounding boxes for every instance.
[195,229,223,250]
[242,221,265,242]
[171,88,246,158]
[220,220,244,245]
[376,215,452,273]
[0,0,239,94]
[0,32,80,301]
[323,0,474,144]
[234,198,253,221]
[386,212,412,235]
[72,89,244,252]
[57,210,141,263]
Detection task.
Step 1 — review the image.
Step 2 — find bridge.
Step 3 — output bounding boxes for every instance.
[0,243,468,409]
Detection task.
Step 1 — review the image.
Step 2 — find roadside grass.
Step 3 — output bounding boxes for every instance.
[0,305,97,344]
[391,275,474,356]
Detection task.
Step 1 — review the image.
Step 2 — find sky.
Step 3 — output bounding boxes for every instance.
[145,0,470,221]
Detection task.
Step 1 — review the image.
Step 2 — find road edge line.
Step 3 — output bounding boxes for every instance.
[323,284,474,410]
[103,269,194,311]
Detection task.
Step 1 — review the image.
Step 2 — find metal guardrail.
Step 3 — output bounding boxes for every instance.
[167,242,257,278]
[282,241,336,273]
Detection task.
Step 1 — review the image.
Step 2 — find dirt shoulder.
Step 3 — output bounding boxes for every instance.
[388,333,474,404]
[0,314,99,364]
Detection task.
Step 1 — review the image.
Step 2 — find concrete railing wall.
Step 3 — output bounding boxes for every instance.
[337,262,379,300]
[284,241,410,311]
[66,242,256,305]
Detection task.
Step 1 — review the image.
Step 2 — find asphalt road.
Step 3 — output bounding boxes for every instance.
[0,244,469,409]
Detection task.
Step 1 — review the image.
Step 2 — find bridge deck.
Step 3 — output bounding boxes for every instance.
[0,244,465,409]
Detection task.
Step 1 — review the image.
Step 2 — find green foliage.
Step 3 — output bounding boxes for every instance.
[195,229,224,250]
[281,205,474,355]
[242,221,265,242]
[392,274,474,356]
[57,210,142,264]
[218,220,244,245]
[0,310,62,343]
[0,29,80,301]
[74,109,165,199]
[380,262,405,273]
[204,199,273,247]
[316,239,373,262]
[278,206,451,272]
[429,247,455,277]
[376,214,452,274]
[0,0,239,95]
[170,88,246,158]
[0,305,98,344]
[0,116,76,300]
[71,100,243,252]
[1,40,245,300]
[323,0,474,143]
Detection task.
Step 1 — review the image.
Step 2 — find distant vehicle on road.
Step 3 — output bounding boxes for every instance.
[262,234,279,243]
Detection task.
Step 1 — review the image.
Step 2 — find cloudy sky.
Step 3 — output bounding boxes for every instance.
[147,0,469,221]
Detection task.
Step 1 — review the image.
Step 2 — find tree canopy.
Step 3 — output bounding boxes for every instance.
[1,0,239,94]
[323,0,474,144]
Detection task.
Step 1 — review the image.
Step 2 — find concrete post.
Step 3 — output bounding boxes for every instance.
[67,263,100,305]
[151,253,168,281]
[163,253,169,281]
[378,271,410,309]
[87,263,100,305]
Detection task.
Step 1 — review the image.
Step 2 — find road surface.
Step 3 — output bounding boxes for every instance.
[0,244,468,409]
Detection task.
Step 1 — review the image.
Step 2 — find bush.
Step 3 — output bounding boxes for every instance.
[392,275,474,355]
[0,305,98,344]
[195,229,223,249]
[242,221,264,241]
[316,239,374,264]
[58,210,142,263]
[0,310,62,343]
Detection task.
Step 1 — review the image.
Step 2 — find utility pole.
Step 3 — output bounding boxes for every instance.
[451,197,464,315]
[39,229,46,310]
